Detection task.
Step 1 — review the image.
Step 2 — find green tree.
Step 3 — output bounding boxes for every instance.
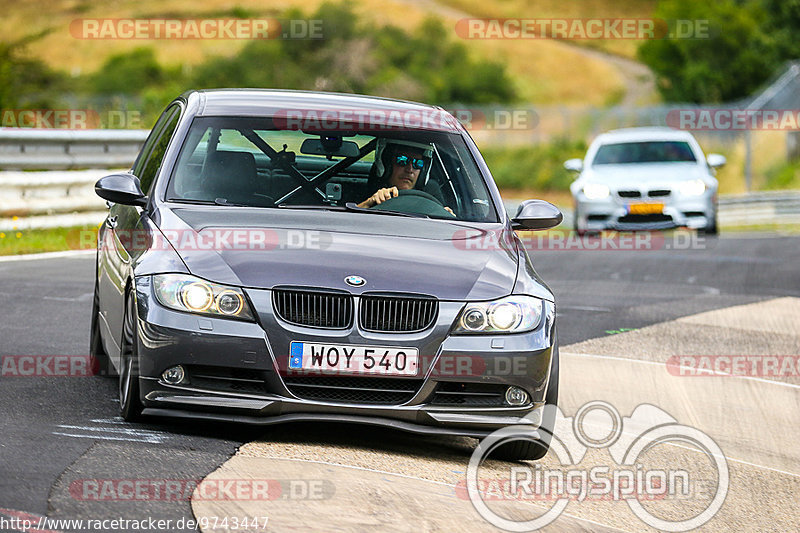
[761,0,800,59]
[637,0,776,103]
[0,31,66,111]
[90,48,166,95]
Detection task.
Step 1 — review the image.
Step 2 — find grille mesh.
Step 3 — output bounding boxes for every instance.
[618,190,642,198]
[431,382,508,406]
[359,294,438,332]
[187,365,267,395]
[283,376,423,404]
[273,288,353,328]
[617,213,673,223]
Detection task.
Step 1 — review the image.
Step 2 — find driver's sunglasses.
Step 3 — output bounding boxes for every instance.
[395,154,425,170]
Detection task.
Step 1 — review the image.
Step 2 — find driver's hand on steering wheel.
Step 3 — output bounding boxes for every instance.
[358,187,398,208]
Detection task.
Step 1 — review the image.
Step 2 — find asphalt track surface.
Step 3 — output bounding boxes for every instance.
[0,231,798,532]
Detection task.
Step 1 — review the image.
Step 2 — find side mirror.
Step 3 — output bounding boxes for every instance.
[564,158,583,172]
[512,200,563,231]
[95,173,148,207]
[706,154,726,169]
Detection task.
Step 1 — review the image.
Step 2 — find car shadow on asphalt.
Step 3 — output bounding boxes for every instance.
[144,416,478,462]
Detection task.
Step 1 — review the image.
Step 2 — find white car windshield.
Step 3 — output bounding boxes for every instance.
[593,141,697,165]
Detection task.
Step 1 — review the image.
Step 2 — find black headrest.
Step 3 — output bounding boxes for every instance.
[203,151,257,178]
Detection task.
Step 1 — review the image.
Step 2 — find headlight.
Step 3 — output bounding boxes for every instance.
[678,179,706,196]
[582,183,610,200]
[453,295,543,334]
[153,274,255,321]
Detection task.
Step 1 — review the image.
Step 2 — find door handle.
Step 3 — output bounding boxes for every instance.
[106,216,118,229]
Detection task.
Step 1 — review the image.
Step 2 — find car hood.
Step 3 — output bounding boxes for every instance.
[154,206,521,301]
[583,162,710,184]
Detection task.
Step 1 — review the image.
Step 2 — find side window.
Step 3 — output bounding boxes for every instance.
[132,107,174,177]
[134,105,181,194]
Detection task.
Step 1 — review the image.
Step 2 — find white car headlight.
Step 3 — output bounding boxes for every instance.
[453,295,543,334]
[582,183,610,200]
[153,274,255,321]
[678,179,706,196]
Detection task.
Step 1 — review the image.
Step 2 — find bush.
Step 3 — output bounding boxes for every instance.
[90,48,166,95]
[189,2,516,104]
[0,36,69,110]
[480,138,587,191]
[764,160,800,190]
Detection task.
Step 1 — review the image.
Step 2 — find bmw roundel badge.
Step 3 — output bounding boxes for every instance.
[345,275,366,287]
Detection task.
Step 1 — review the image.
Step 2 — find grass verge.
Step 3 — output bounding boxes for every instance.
[0,225,98,256]
[3,218,796,259]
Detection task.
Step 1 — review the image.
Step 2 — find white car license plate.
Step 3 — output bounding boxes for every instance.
[289,341,419,376]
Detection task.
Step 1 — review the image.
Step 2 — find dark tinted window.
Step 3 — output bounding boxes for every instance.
[593,141,696,164]
[136,106,181,194]
[165,116,498,222]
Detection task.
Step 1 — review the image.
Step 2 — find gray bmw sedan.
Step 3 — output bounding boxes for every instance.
[91,89,561,460]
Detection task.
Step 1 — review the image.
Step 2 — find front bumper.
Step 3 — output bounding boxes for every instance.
[132,277,556,438]
[574,191,716,232]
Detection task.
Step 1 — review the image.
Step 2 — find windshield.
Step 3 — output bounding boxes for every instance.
[166,116,498,222]
[593,141,697,165]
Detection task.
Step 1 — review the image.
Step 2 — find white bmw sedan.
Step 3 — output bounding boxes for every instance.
[566,127,725,234]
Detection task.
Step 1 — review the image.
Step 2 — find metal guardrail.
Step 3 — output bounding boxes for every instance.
[508,191,800,229]
[0,128,148,170]
[1,129,799,231]
[718,190,800,226]
[0,169,112,230]
[3,172,799,231]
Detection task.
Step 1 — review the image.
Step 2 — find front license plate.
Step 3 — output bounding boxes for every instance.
[627,202,664,215]
[289,341,419,376]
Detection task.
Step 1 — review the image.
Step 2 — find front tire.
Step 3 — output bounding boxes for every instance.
[89,281,115,377]
[701,213,719,235]
[573,204,586,236]
[119,288,144,421]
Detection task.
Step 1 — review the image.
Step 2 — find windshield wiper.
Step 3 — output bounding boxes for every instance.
[277,203,428,218]
[169,198,216,205]
[169,198,274,208]
[212,198,256,207]
[343,203,428,218]
[278,204,347,211]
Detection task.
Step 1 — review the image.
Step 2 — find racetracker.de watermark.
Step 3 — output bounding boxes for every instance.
[69,478,332,501]
[273,108,461,132]
[453,229,709,251]
[278,353,538,378]
[666,355,800,377]
[68,228,711,254]
[70,18,323,39]
[86,228,334,253]
[273,107,538,131]
[455,18,709,40]
[667,108,800,131]
[0,109,142,129]
[1,355,96,377]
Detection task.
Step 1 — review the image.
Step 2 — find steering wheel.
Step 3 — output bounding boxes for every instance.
[372,189,452,217]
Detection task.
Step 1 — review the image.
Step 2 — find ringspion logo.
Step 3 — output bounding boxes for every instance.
[467,402,729,531]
